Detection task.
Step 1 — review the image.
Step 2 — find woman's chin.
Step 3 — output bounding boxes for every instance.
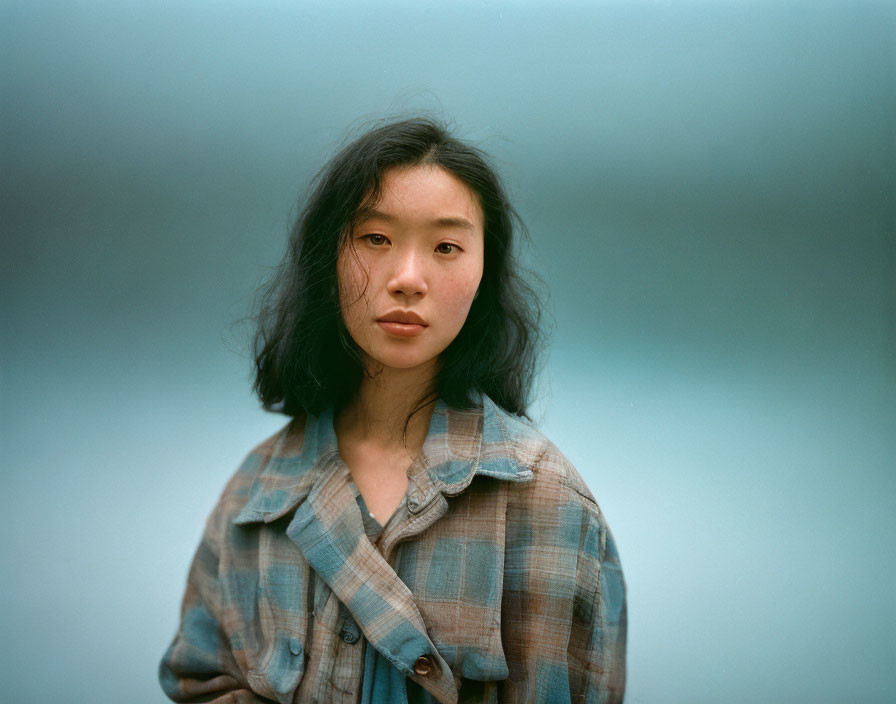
[362,353,440,376]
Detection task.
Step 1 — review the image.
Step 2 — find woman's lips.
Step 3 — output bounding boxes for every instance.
[376,310,427,336]
[377,321,426,337]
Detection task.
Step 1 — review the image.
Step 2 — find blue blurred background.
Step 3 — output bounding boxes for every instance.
[3,1,894,702]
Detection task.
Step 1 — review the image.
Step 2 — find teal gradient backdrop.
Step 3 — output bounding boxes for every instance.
[3,1,893,702]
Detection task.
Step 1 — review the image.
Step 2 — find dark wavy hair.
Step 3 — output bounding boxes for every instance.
[252,117,543,418]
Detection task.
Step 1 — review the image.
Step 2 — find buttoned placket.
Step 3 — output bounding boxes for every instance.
[329,601,367,702]
[285,449,459,703]
[363,472,457,701]
[376,469,456,700]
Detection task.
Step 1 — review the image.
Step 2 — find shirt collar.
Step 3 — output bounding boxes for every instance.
[233,394,533,526]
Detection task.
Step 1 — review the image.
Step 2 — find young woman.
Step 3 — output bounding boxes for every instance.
[160,118,626,704]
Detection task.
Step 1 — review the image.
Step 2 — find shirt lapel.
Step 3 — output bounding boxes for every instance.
[234,395,534,526]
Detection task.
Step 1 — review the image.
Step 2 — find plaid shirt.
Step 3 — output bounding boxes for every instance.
[159,396,626,703]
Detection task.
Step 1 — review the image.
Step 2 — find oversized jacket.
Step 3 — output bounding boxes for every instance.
[159,395,627,703]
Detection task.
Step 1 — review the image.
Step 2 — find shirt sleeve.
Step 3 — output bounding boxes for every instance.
[159,508,269,703]
[568,511,627,704]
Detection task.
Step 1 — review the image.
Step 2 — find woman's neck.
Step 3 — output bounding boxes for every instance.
[335,360,438,452]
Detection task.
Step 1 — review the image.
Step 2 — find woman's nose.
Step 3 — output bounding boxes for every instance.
[387,250,428,298]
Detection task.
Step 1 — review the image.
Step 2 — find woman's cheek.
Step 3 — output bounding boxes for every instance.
[443,286,479,331]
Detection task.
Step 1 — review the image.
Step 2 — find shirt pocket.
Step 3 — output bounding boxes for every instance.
[220,532,311,704]
[245,616,306,703]
[402,532,509,684]
[249,555,311,703]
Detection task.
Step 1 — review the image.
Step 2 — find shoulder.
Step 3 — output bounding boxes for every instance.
[484,397,598,509]
[483,399,617,563]
[486,405,620,614]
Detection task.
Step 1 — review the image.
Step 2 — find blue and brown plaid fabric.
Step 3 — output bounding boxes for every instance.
[159,395,626,703]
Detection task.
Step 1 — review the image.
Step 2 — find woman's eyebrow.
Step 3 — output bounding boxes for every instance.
[361,209,476,231]
[432,216,476,231]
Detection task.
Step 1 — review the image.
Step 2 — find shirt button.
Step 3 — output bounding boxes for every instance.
[288,637,303,656]
[340,627,359,645]
[407,491,424,513]
[413,654,435,676]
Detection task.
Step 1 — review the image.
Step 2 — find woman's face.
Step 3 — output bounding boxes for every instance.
[337,165,485,377]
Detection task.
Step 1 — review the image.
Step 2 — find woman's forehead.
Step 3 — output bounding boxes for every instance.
[357,165,484,230]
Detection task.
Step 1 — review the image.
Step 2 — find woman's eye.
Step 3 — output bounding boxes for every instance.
[364,234,389,246]
[436,242,459,254]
